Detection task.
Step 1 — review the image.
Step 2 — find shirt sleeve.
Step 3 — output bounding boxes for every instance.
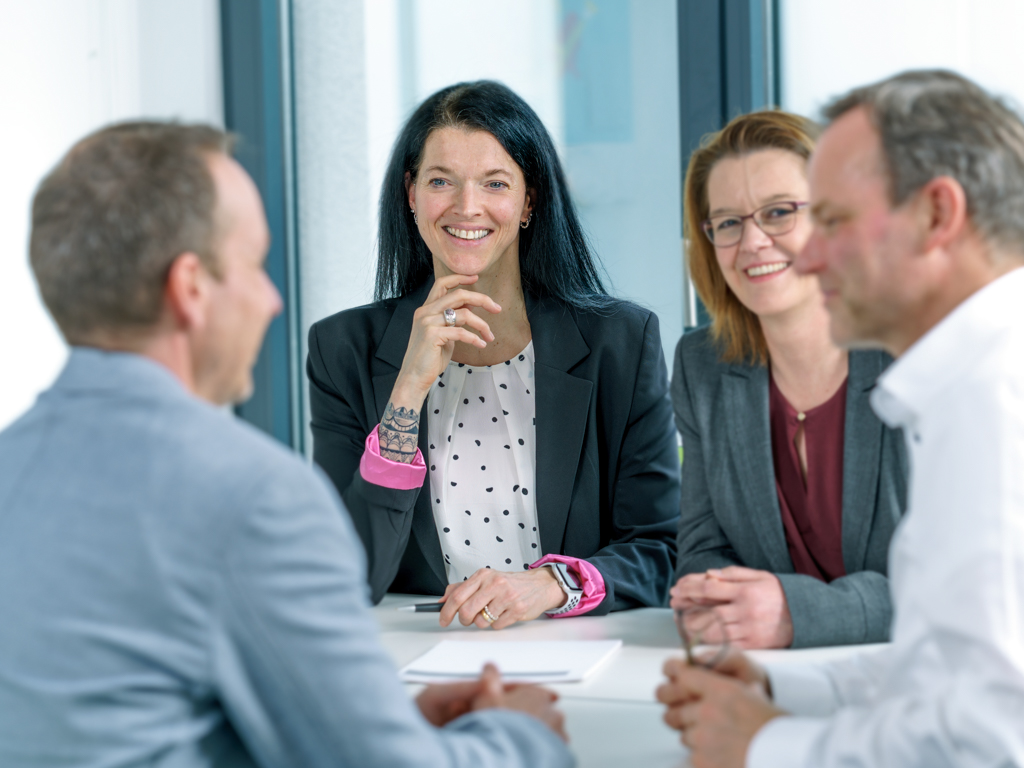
[746,645,903,767]
[359,427,427,491]
[529,555,606,617]
[762,644,892,717]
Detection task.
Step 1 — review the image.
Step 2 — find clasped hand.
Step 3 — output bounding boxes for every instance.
[656,652,783,768]
[670,566,794,649]
[417,662,567,741]
[438,566,566,630]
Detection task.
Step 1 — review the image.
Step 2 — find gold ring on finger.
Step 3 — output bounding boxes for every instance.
[481,605,497,623]
[443,307,457,327]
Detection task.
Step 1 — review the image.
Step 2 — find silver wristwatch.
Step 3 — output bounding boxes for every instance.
[544,562,584,615]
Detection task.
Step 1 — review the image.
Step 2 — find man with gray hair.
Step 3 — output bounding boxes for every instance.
[658,69,1024,767]
[0,122,572,768]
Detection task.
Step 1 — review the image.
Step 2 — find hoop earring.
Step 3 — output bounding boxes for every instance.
[520,213,532,230]
[410,208,418,225]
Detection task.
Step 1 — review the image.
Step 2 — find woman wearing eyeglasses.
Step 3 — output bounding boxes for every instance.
[670,109,909,649]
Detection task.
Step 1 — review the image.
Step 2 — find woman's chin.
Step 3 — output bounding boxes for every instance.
[745,292,824,323]
[435,254,503,281]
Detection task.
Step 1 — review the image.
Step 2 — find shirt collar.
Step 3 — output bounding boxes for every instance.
[50,346,194,404]
[871,265,1024,429]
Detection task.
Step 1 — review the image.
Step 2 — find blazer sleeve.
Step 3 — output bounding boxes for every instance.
[585,311,681,613]
[307,322,420,604]
[777,570,892,647]
[672,336,744,581]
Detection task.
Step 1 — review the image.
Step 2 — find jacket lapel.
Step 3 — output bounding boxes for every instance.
[373,282,447,588]
[721,364,793,573]
[841,352,883,573]
[527,297,592,556]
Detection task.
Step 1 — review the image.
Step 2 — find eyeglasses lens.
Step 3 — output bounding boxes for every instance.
[703,202,801,246]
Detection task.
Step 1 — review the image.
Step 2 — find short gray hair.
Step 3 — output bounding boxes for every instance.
[30,121,234,344]
[824,69,1024,253]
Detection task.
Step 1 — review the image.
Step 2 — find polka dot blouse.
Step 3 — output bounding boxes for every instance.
[426,341,540,583]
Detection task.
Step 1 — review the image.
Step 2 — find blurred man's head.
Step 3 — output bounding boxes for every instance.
[798,70,1024,354]
[30,122,281,404]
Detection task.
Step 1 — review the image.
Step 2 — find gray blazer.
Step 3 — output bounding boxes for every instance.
[672,328,908,647]
[0,349,572,768]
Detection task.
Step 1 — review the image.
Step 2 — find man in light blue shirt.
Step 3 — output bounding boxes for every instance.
[0,121,572,768]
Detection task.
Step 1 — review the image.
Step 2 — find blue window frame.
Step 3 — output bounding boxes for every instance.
[220,0,303,450]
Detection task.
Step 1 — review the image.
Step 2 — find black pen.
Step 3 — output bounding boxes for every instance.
[396,602,445,613]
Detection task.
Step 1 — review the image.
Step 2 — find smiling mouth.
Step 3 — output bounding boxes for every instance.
[444,226,491,241]
[746,263,789,278]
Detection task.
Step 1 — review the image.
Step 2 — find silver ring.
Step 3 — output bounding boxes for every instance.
[443,308,457,327]
[481,605,497,624]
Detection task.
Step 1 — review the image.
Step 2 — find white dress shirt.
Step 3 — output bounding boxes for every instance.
[426,343,541,583]
[748,266,1024,767]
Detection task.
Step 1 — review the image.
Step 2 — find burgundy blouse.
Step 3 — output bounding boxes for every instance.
[768,373,848,582]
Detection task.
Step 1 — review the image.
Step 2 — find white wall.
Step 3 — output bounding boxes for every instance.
[782,0,1024,118]
[0,0,222,431]
[293,0,375,342]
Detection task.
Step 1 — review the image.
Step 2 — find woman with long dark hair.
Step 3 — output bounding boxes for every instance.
[307,81,679,629]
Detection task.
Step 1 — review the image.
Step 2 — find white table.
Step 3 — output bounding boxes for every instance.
[374,595,883,768]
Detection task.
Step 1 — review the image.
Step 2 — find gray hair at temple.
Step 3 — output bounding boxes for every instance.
[29,121,234,345]
[824,69,1024,256]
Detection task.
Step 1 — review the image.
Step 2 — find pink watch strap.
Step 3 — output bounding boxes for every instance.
[359,427,427,491]
[530,554,606,617]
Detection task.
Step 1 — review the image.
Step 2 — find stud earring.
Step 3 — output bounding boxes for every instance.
[520,213,533,230]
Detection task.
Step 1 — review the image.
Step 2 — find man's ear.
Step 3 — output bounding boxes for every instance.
[164,253,210,331]
[918,176,968,253]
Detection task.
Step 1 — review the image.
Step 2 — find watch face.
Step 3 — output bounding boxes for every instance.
[557,563,581,590]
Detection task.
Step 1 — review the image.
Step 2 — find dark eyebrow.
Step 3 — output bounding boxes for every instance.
[420,165,515,180]
[708,193,802,217]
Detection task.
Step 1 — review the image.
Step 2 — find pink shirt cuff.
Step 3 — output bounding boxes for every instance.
[530,555,606,617]
[359,428,427,491]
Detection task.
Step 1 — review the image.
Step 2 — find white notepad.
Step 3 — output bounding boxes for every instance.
[399,639,622,684]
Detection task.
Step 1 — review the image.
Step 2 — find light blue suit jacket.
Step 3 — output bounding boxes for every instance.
[0,348,572,768]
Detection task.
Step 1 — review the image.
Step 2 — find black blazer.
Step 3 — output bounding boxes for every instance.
[673,327,909,647]
[307,282,680,614]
